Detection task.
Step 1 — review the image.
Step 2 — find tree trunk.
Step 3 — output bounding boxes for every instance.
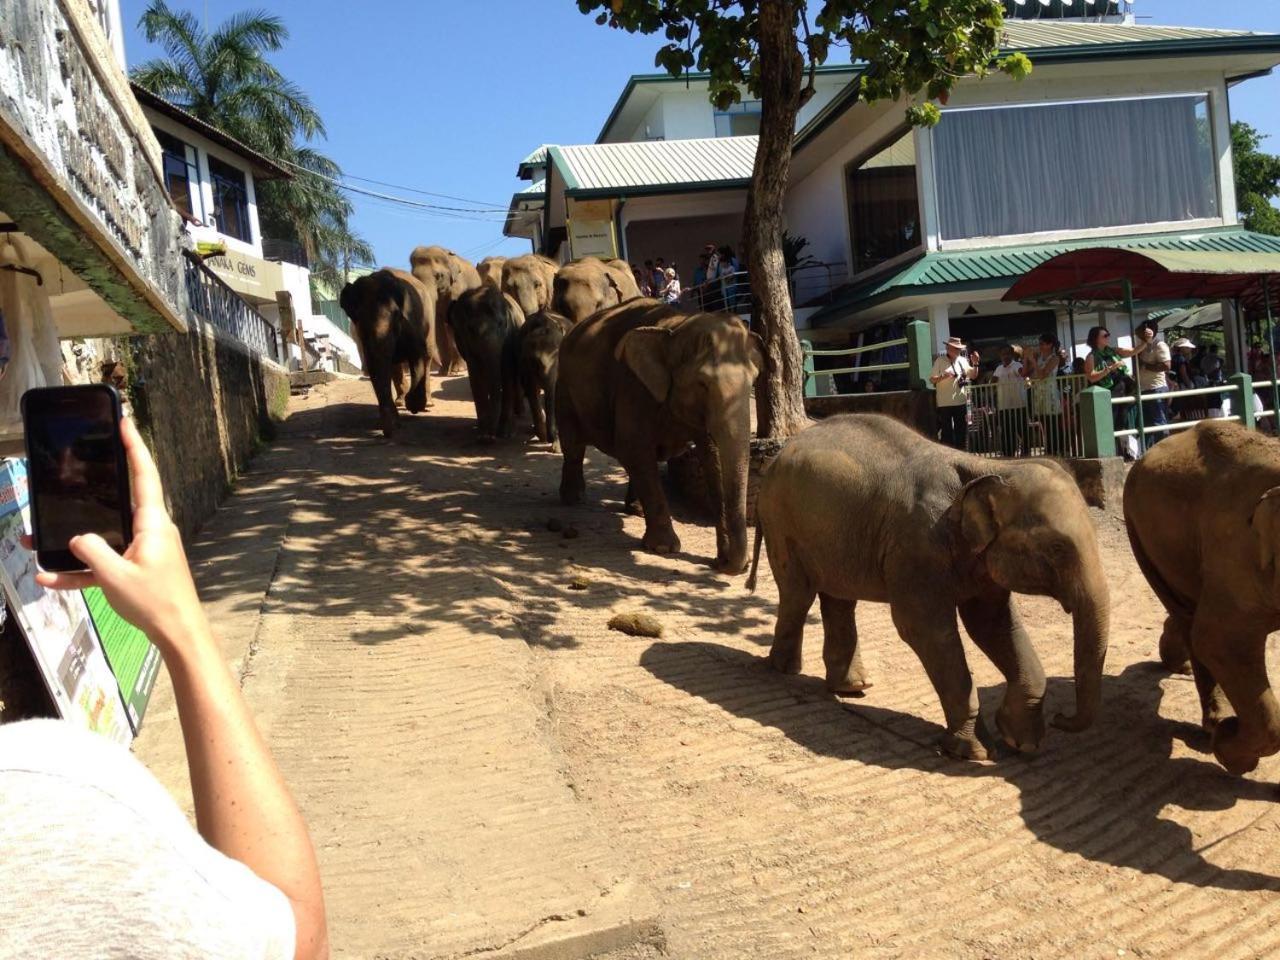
[746,0,809,440]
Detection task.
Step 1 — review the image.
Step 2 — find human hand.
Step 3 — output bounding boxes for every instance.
[32,417,206,654]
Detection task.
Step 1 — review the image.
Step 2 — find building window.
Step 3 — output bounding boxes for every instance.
[154,130,199,221]
[714,100,762,137]
[208,155,252,243]
[846,129,921,276]
[932,94,1219,242]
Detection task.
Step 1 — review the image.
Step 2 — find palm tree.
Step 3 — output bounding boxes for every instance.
[132,2,371,281]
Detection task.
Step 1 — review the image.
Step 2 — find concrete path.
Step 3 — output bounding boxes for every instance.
[139,374,1280,960]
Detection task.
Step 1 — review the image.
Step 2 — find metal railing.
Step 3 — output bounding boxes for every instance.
[802,337,910,396]
[183,252,283,363]
[262,237,309,267]
[315,299,352,335]
[966,374,1088,459]
[789,261,849,307]
[677,270,752,313]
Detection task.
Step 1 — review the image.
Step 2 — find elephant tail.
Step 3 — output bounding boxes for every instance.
[745,521,764,593]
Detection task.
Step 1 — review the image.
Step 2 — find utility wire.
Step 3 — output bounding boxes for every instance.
[276,156,511,216]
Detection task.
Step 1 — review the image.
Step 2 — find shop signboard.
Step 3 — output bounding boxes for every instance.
[567,198,618,259]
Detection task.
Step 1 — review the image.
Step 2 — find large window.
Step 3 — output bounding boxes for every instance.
[846,129,921,276]
[714,100,762,137]
[154,130,198,221]
[208,155,252,243]
[933,94,1219,242]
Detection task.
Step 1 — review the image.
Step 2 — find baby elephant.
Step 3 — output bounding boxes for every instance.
[1125,420,1280,776]
[749,414,1110,761]
[515,310,570,446]
[448,285,523,439]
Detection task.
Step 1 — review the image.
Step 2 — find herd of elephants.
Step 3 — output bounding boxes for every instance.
[339,247,1280,785]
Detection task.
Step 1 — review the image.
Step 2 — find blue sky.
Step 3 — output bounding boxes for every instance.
[121,1,1280,267]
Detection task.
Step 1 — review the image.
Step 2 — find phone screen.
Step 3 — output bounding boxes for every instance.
[23,386,132,571]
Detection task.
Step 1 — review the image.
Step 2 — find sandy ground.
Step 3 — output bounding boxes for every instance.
[218,374,1280,958]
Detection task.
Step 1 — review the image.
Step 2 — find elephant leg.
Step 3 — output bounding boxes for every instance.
[1191,606,1280,775]
[769,561,814,676]
[957,593,1046,754]
[498,345,518,438]
[891,598,988,762]
[622,480,643,516]
[623,455,679,555]
[465,368,493,438]
[404,352,428,415]
[557,392,587,505]
[371,371,398,438]
[819,594,870,694]
[1189,652,1231,734]
[545,380,559,451]
[1158,613,1192,674]
[393,363,408,404]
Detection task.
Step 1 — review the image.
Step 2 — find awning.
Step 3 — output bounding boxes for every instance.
[1003,247,1280,306]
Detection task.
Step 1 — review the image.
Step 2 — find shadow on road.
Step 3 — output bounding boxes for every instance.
[638,639,1280,893]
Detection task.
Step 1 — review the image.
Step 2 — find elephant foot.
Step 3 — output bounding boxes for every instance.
[826,667,872,696]
[768,646,803,675]
[642,525,681,555]
[551,439,561,454]
[1159,621,1192,675]
[1212,717,1262,776]
[713,554,749,575]
[938,729,990,763]
[560,485,584,506]
[623,501,644,517]
[995,700,1045,754]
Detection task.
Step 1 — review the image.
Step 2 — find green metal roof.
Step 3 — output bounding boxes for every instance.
[516,145,550,179]
[548,137,756,198]
[795,22,1280,152]
[809,228,1280,327]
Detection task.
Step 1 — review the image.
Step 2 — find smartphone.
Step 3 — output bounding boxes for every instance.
[21,385,133,572]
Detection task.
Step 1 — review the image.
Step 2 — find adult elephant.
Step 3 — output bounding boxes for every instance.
[552,257,640,325]
[1125,420,1280,776]
[339,268,437,438]
[557,298,762,573]
[409,245,481,375]
[476,256,506,289]
[748,414,1110,762]
[448,284,523,440]
[501,253,559,318]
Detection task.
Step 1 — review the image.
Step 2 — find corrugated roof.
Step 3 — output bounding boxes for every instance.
[517,145,551,179]
[549,137,756,197]
[1001,20,1258,50]
[810,228,1280,326]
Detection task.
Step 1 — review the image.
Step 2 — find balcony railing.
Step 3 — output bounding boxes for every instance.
[183,251,283,364]
[262,237,309,267]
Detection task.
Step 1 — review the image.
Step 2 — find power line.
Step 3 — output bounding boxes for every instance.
[276,157,510,216]
[336,172,508,210]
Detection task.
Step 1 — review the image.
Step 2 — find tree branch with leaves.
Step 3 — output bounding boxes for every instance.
[577,0,1030,438]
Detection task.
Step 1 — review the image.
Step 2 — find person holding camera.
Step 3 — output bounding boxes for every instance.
[929,336,972,450]
[1085,325,1153,456]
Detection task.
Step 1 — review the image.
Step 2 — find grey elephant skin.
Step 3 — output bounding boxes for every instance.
[552,257,641,325]
[448,285,524,440]
[338,268,437,438]
[515,309,570,446]
[748,414,1111,761]
[410,244,481,376]
[502,254,559,318]
[1125,420,1280,777]
[557,298,762,573]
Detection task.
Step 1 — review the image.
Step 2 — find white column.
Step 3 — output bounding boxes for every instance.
[928,302,950,356]
[1210,81,1238,225]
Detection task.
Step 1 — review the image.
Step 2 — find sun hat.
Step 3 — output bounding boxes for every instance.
[945,336,966,350]
[1172,338,1196,349]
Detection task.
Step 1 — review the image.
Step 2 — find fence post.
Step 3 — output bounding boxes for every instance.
[801,339,816,398]
[1229,371,1256,430]
[906,320,932,391]
[1079,386,1117,458]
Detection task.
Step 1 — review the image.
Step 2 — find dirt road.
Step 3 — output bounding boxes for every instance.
[235,376,1280,958]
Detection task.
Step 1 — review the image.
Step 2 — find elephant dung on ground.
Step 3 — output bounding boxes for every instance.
[515,309,571,446]
[409,244,481,376]
[448,284,524,440]
[552,257,641,325]
[501,254,559,319]
[339,268,438,438]
[557,298,762,573]
[1125,420,1280,776]
[748,414,1110,762]
[477,256,506,289]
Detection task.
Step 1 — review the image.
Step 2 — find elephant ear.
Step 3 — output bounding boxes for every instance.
[1251,486,1280,596]
[617,326,675,402]
[955,474,1012,556]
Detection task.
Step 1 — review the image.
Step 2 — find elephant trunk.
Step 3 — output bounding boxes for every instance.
[708,403,751,575]
[1052,569,1111,732]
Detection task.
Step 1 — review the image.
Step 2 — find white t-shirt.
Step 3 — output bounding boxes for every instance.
[992,362,1028,411]
[0,719,295,960]
[931,354,972,408]
[1139,340,1171,392]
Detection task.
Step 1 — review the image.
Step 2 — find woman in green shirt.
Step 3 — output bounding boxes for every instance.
[1085,325,1153,448]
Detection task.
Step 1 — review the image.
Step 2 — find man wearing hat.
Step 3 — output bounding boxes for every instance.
[929,336,973,449]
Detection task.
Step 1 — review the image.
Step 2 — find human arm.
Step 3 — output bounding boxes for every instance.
[36,417,328,960]
[929,358,956,385]
[1114,326,1154,359]
[1084,352,1125,385]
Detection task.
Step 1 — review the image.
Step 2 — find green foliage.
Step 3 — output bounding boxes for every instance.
[1232,121,1280,237]
[131,1,372,286]
[576,0,1025,121]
